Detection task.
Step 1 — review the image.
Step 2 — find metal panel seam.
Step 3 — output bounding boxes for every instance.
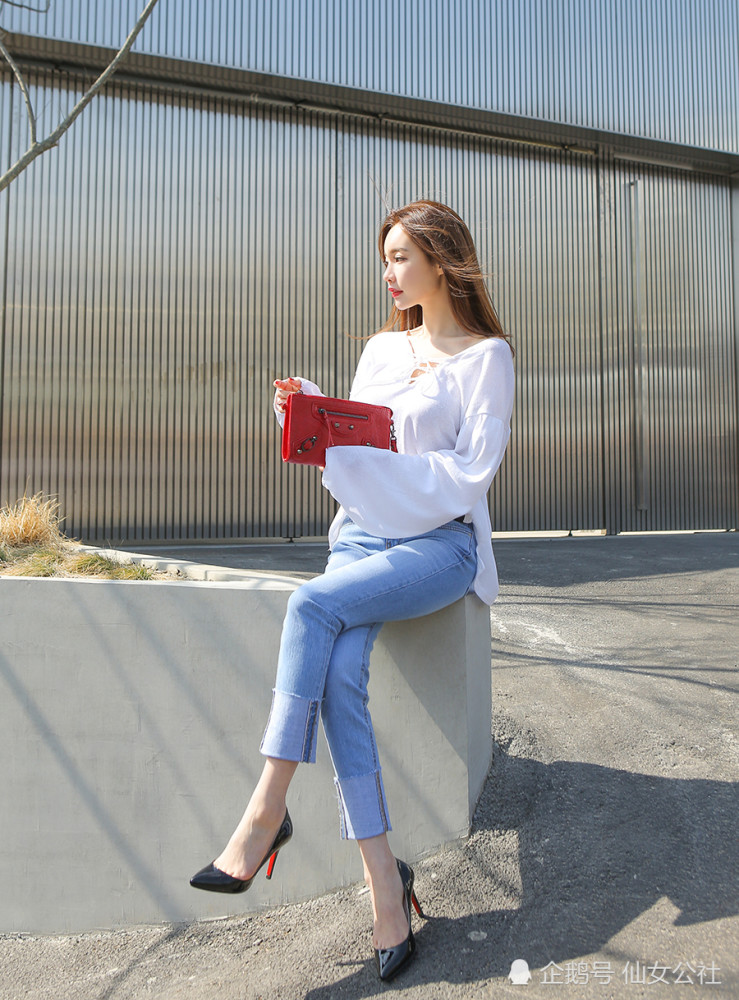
[731,178,739,524]
[0,77,13,504]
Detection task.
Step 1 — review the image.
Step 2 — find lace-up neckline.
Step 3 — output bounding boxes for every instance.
[406,331,440,384]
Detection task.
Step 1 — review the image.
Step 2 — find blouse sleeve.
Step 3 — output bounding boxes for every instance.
[321,339,514,537]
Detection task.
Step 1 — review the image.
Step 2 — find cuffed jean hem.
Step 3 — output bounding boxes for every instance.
[334,769,392,840]
[260,689,322,763]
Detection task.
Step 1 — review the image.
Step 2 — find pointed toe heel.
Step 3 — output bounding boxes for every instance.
[190,808,293,895]
[189,861,252,894]
[374,858,426,982]
[375,930,416,982]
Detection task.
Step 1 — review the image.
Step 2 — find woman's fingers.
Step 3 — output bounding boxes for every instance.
[273,377,302,412]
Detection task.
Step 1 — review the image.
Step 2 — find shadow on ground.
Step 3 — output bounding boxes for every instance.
[302,737,738,997]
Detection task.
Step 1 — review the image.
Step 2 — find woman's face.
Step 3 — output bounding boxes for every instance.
[382,223,443,311]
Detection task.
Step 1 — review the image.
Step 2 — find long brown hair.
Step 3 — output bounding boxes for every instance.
[378,199,511,351]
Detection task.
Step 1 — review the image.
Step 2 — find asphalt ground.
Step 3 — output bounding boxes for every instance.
[2,531,737,1000]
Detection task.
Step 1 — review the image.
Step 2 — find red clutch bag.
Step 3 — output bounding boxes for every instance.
[281,393,398,467]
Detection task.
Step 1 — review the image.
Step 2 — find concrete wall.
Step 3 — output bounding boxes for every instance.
[0,574,491,934]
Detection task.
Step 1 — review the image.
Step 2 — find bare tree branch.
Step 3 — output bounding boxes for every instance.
[0,31,36,143]
[0,2,52,12]
[0,0,162,193]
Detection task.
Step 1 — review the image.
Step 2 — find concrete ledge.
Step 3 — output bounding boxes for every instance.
[79,544,310,584]
[0,574,491,934]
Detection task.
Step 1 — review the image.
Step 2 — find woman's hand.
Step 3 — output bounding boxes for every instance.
[273,377,302,413]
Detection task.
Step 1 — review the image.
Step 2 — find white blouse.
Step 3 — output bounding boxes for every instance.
[275,330,515,604]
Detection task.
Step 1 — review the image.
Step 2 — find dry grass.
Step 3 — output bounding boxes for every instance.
[0,493,171,580]
[0,545,162,579]
[0,492,65,549]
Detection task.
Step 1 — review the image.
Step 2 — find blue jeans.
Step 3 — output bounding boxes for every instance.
[260,517,477,839]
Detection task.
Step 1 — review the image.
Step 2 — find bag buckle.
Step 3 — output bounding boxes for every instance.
[297,436,318,454]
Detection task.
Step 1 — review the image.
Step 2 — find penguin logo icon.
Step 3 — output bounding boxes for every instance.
[509,959,532,984]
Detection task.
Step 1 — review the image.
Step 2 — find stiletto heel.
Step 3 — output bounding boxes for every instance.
[190,809,292,894]
[374,858,426,982]
[265,848,280,879]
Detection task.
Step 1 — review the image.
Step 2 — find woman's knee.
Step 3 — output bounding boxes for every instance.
[285,577,335,624]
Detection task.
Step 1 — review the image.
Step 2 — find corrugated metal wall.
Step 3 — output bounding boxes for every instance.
[2,66,736,540]
[1,73,340,539]
[603,161,737,531]
[4,0,738,153]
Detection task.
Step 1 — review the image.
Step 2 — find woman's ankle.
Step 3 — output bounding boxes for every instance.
[229,798,285,850]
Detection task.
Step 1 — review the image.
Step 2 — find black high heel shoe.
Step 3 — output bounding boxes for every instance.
[374,858,426,982]
[189,809,293,894]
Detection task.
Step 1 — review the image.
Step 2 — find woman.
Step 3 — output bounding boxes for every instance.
[191,199,514,982]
